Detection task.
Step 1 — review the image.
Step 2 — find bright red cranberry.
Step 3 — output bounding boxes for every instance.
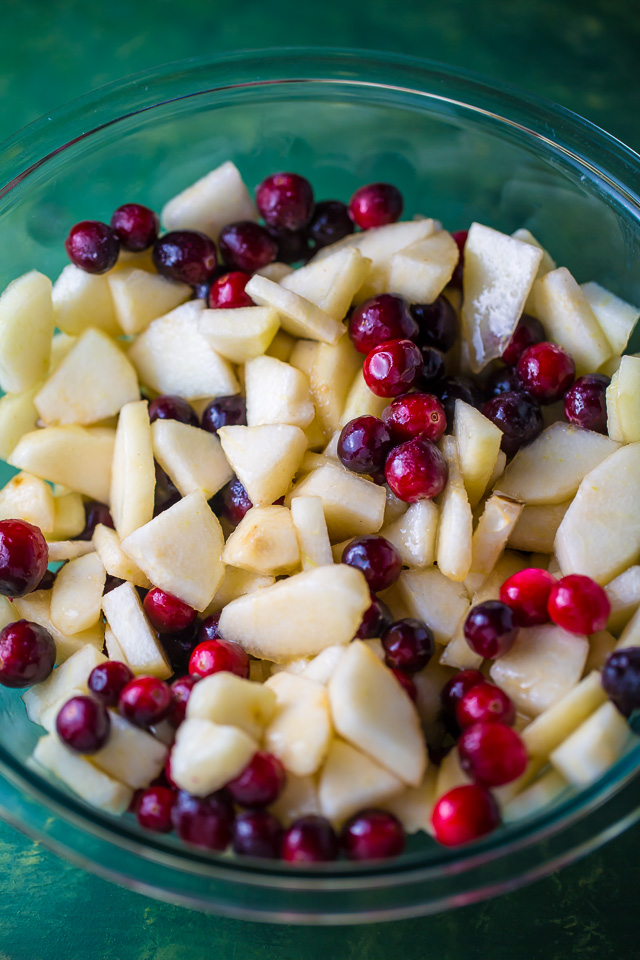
[226,751,286,808]
[307,200,354,249]
[189,638,249,680]
[431,783,500,846]
[456,682,515,729]
[76,501,114,541]
[348,183,403,230]
[391,668,418,701]
[153,230,217,286]
[270,228,311,264]
[256,173,315,232]
[197,613,223,643]
[281,815,339,863]
[363,339,423,398]
[484,365,521,399]
[547,574,610,635]
[341,809,406,860]
[214,477,253,525]
[65,220,119,274]
[136,785,176,833]
[564,374,610,434]
[337,416,393,476]
[482,391,544,456]
[200,395,247,435]
[110,203,159,252]
[118,676,171,727]
[219,221,278,273]
[56,695,111,753]
[517,342,576,404]
[148,395,199,427]
[143,587,197,635]
[384,437,448,502]
[208,270,254,309]
[0,620,55,688]
[419,346,446,389]
[382,618,435,673]
[602,647,640,717]
[464,601,517,659]
[436,376,484,429]
[233,809,283,858]
[440,669,485,717]
[382,392,447,444]
[342,535,402,592]
[172,789,234,850]
[411,297,459,353]
[88,660,133,707]
[500,567,556,627]
[355,591,393,640]
[168,674,199,726]
[501,314,546,366]
[349,294,418,355]
[160,623,199,672]
[448,230,468,289]
[0,519,49,597]
[459,721,527,786]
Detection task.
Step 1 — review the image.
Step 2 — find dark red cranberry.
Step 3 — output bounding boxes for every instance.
[337,416,392,476]
[484,365,521,399]
[564,374,610,434]
[281,815,339,863]
[172,789,234,850]
[168,674,199,726]
[448,230,468,289]
[547,575,610,635]
[118,676,171,727]
[219,221,278,273]
[348,183,403,230]
[440,669,485,717]
[341,809,406,860]
[499,567,556,627]
[384,437,448,502]
[391,668,418,701]
[110,203,159,252]
[459,721,527,787]
[104,575,126,594]
[189,638,249,680]
[160,623,200,672]
[226,751,286,808]
[153,230,217,286]
[307,200,354,249]
[208,270,254,309]
[363,339,423,398]
[136,785,176,833]
[481,391,543,456]
[153,463,181,516]
[516,342,576,404]
[36,568,57,590]
[214,478,253,525]
[76,501,114,541]
[56,695,111,753]
[456,682,515,729]
[435,376,484,429]
[419,346,446,389]
[382,618,435,673]
[200,395,247,435]
[464,601,518,659]
[602,647,640,717]
[256,173,315,232]
[197,613,223,643]
[431,783,500,846]
[501,314,546,366]
[233,809,283,858]
[349,294,418,355]
[0,519,48,596]
[143,587,197,635]
[88,660,134,707]
[342,535,402,592]
[355,591,393,640]
[0,620,55,688]
[411,297,459,353]
[148,395,199,427]
[269,228,311,264]
[382,392,447,444]
[65,220,120,274]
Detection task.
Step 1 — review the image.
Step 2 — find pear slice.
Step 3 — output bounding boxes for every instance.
[203,566,274,615]
[222,505,300,576]
[585,630,617,673]
[280,246,370,321]
[286,462,386,541]
[388,230,459,303]
[434,747,472,800]
[581,281,640,355]
[0,471,56,532]
[50,552,106,635]
[380,499,438,569]
[187,672,276,740]
[151,418,233,499]
[108,267,190,335]
[217,423,307,506]
[198,306,280,363]
[0,271,53,392]
[22,643,107,725]
[110,400,155,540]
[336,219,438,302]
[398,566,470,644]
[92,712,168,789]
[263,672,332,776]
[0,386,40,460]
[605,565,640,634]
[161,161,257,240]
[92,524,151,588]
[606,355,640,443]
[102,581,171,679]
[521,671,607,760]
[104,625,132,667]
[436,436,473,582]
[453,400,503,507]
[290,495,333,571]
[511,228,556,275]
[244,355,315,428]
[47,541,95,562]
[549,701,631,786]
[9,425,115,503]
[259,262,294,283]
[47,491,85,541]
[32,734,132,815]
[508,500,571,554]
[269,774,320,826]
[170,717,257,797]
[503,769,567,823]
[245,274,345,345]
[340,369,388,425]
[381,766,439,836]
[301,645,347,685]
[265,328,296,362]
[14,590,104,663]
[464,495,523,594]
[318,738,404,824]
[52,264,120,337]
[307,335,362,436]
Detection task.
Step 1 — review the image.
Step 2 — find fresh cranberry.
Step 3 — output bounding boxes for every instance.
[88,661,134,707]
[459,721,527,786]
[281,815,339,863]
[214,478,253,525]
[270,227,311,264]
[501,314,546,366]
[136,785,176,833]
[448,230,468,289]
[307,200,354,249]
[118,676,171,727]
[342,535,402,592]
[172,789,234,850]
[168,674,199,726]
[233,809,283,858]
[418,346,446,389]
[384,437,448,502]
[341,809,406,860]
[564,374,610,434]
[153,464,181,516]
[110,203,159,252]
[148,395,199,427]
[382,618,435,673]
[499,567,556,627]
[440,669,485,717]
[226,751,286,808]
[0,620,55,688]
[207,271,254,309]
[411,297,459,353]
[256,173,315,232]
[348,183,403,229]
[197,613,223,643]
[56,695,111,753]
[143,588,197,635]
[337,416,393,476]
[391,668,418,701]
[349,294,418,355]
[464,601,518,659]
[355,591,393,640]
[435,376,484,429]
[76,501,114,541]
[602,647,640,717]
[200,395,247,434]
[481,391,543,457]
[160,623,200,672]
[517,342,575,404]
[0,519,49,596]
[363,339,423,398]
[431,783,500,846]
[104,575,126,594]
[219,221,278,273]
[456,682,515,729]
[65,220,120,274]
[189,638,249,680]
[484,365,521,399]
[153,230,217,286]
[382,392,447,444]
[547,574,610,634]
[36,569,57,590]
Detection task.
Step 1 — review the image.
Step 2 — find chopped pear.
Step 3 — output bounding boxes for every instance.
[435,747,472,799]
[203,566,274,615]
[47,491,85,541]
[502,769,567,823]
[348,219,437,301]
[585,630,617,673]
[22,644,107,725]
[187,672,276,740]
[381,766,439,835]
[605,565,640,634]
[383,486,410,526]
[264,672,332,776]
[511,228,556,275]
[0,471,55,532]
[453,400,503,506]
[0,386,40,460]
[581,280,640,355]
[508,500,571,553]
[436,437,473,582]
[52,264,120,337]
[171,717,257,797]
[258,262,294,283]
[47,540,95,562]
[398,566,470,644]
[307,335,362,436]
[521,671,607,760]
[380,499,438,568]
[198,306,279,363]
[339,368,388,425]
[245,274,345,345]
[438,633,483,670]
[9,425,114,503]
[50,552,106,635]
[151,418,233,499]
[32,734,132,815]
[14,590,104,663]
[108,267,190,335]
[269,774,320,826]
[388,230,459,303]
[92,712,168,789]
[301,645,347,685]
[318,739,403,824]
[549,701,631,786]
[0,271,53,392]
[102,581,171,679]
[244,355,314,428]
[161,161,257,240]
[104,625,132,667]
[464,495,523,593]
[92,523,150,588]
[290,495,333,570]
[289,339,319,377]
[222,505,300,576]
[412,657,457,742]
[110,400,155,539]
[281,246,370,320]
[265,328,296,362]
[286,462,385,541]
[217,423,306,506]
[0,596,16,632]
[606,356,640,442]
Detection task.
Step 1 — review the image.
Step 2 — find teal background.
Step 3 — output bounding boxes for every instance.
[1,0,640,957]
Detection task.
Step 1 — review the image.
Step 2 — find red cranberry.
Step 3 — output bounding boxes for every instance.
[484,365,521,399]
[419,346,446,389]
[348,183,403,229]
[307,200,354,249]
[189,638,249,680]
[464,601,517,659]
[110,203,159,252]
[226,751,286,808]
[341,809,406,860]
[168,674,199,726]
[153,230,217,286]
[501,314,546,366]
[136,785,176,833]
[172,789,234,850]
[499,567,556,627]
[36,569,57,590]
[564,374,610,434]
[76,501,114,541]
[382,618,435,673]
[256,173,315,232]
[0,519,49,596]
[435,376,484,429]
[233,809,283,858]
[363,339,423,398]
[56,695,111,753]
[208,270,254,309]
[382,392,447,444]
[104,575,126,594]
[342,535,402,592]
[148,395,199,427]
[459,721,527,786]
[456,682,515,729]
[517,342,576,404]
[440,669,485,717]
[355,591,393,640]
[391,668,418,701]
[349,294,418,355]
[269,228,311,265]
[481,391,543,457]
[200,395,247,434]
[214,478,253,525]
[88,661,133,707]
[384,437,448,502]
[118,676,171,727]
[0,620,55,688]
[219,221,278,273]
[337,416,393,476]
[197,613,223,643]
[431,784,500,846]
[411,297,459,353]
[547,574,610,635]
[160,623,199,672]
[448,229,468,289]
[65,220,120,274]
[281,815,339,863]
[602,647,640,717]
[143,587,197,635]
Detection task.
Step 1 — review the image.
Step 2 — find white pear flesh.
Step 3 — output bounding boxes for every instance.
[0,271,53,392]
[0,471,56,532]
[186,672,276,740]
[464,495,523,593]
[15,590,104,663]
[245,274,345,345]
[108,267,190,335]
[340,369,388,425]
[151,418,233,500]
[263,672,332,776]
[269,774,320,826]
[307,335,362,436]
[101,582,171,679]
[48,491,85,541]
[50,552,106,635]
[549,701,631,786]
[9,425,115,503]
[318,739,404,824]
[0,386,40,460]
[244,355,315,428]
[280,246,370,320]
[380,499,438,568]
[198,306,280,363]
[22,644,107,725]
[161,161,257,240]
[606,356,640,443]
[398,566,470,644]
[453,400,503,507]
[508,500,571,554]
[388,230,459,303]
[520,671,607,760]
[203,566,274,615]
[222,505,300,576]
[110,399,155,540]
[286,462,386,541]
[580,280,640,355]
[92,713,168,789]
[52,264,120,337]
[436,436,473,582]
[32,734,132,815]
[92,524,150,588]
[170,717,257,797]
[605,565,640,633]
[502,769,568,823]
[217,423,307,507]
[290,495,333,570]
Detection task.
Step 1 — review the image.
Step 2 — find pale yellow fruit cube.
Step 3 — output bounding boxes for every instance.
[50,552,106,636]
[9,425,115,503]
[264,672,332,777]
[0,271,53,392]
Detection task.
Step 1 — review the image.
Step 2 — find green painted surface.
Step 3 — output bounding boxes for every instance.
[1,0,640,956]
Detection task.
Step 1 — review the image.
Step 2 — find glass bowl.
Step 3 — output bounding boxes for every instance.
[0,48,639,925]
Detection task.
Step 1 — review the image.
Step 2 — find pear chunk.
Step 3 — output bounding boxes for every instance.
[244,355,315,428]
[22,643,107,725]
[436,436,473,582]
[263,672,332,776]
[14,590,104,663]
[388,230,459,303]
[48,491,85,541]
[52,264,120,336]
[521,671,607,760]
[503,769,568,823]
[453,400,502,507]
[161,161,257,240]
[606,355,640,443]
[9,425,115,503]
[203,566,275,615]
[380,499,438,568]
[290,495,333,570]
[340,369,388,425]
[110,400,155,539]
[580,281,640,355]
[269,774,320,826]
[605,565,640,633]
[318,739,404,824]
[217,423,307,506]
[0,471,56,532]
[508,500,571,554]
[306,335,362,436]
[0,271,53,392]
[464,495,523,593]
[171,717,257,797]
[286,462,385,541]
[245,274,345,344]
[222,505,300,576]
[187,672,276,740]
[280,246,370,320]
[102,581,171,679]
[198,306,280,363]
[549,701,631,786]
[92,524,150,588]
[151,418,233,499]
[50,552,106,635]
[32,734,132,815]
[0,386,40,460]
[108,267,190,334]
[398,567,470,644]
[92,712,168,789]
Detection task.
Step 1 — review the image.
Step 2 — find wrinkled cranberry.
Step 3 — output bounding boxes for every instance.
[215,478,253,525]
[76,501,114,541]
[419,346,446,389]
[200,396,247,434]
[564,374,610,434]
[484,365,521,399]
[435,376,484,429]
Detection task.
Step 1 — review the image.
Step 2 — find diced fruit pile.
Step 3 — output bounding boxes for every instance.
[0,163,638,865]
